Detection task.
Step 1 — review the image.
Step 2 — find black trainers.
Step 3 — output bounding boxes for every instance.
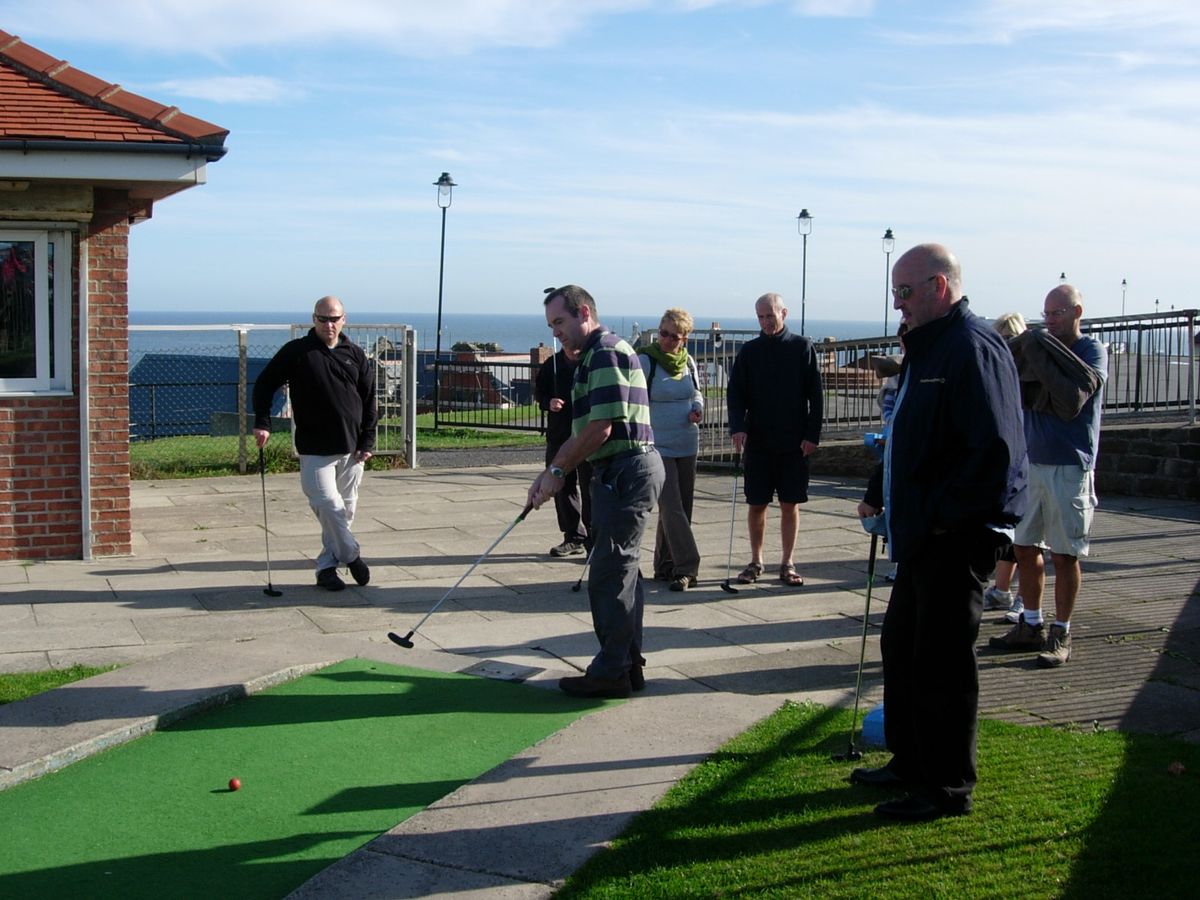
[874,792,972,821]
[669,575,697,592]
[348,556,370,586]
[550,541,586,557]
[316,567,346,592]
[988,613,1044,651]
[558,673,631,699]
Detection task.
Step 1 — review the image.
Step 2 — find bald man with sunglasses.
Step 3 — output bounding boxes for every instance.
[253,295,377,592]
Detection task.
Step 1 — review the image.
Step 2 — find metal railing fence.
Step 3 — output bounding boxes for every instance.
[127,310,1195,474]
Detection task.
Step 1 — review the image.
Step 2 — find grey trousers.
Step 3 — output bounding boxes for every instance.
[586,449,665,679]
[653,454,700,579]
[299,453,363,572]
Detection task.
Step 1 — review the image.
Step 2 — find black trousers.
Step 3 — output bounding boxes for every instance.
[882,530,1003,807]
[546,439,591,544]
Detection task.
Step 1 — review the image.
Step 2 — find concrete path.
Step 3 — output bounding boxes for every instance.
[1,463,1197,898]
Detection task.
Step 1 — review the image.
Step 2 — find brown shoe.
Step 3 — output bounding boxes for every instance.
[988,613,1044,651]
[1037,624,1072,667]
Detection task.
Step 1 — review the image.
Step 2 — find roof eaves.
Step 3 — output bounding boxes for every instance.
[0,30,229,153]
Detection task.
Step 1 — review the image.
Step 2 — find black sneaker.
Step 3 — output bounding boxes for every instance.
[558,673,631,699]
[348,556,370,586]
[550,541,586,557]
[669,575,697,592]
[316,567,346,592]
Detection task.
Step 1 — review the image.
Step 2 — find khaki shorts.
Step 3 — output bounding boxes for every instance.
[1014,463,1097,558]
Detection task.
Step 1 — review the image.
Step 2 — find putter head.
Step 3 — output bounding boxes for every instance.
[831,747,863,762]
[262,587,283,598]
[720,580,739,595]
[571,581,583,593]
[387,631,415,649]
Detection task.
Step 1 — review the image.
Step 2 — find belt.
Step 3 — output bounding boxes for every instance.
[591,445,651,468]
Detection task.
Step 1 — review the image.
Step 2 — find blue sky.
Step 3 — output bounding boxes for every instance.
[5,1,1196,326]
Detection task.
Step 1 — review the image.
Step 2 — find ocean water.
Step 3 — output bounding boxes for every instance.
[128,309,885,367]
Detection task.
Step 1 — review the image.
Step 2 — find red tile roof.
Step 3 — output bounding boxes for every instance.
[0,30,228,153]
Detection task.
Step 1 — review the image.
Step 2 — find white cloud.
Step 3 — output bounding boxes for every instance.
[4,0,642,56]
[155,76,290,103]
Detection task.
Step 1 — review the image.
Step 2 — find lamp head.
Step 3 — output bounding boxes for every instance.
[882,228,895,254]
[797,208,813,236]
[435,172,457,209]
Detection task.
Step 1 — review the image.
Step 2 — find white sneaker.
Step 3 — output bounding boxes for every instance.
[1003,596,1025,624]
[983,586,1013,610]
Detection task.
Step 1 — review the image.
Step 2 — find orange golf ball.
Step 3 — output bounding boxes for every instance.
[228,777,242,791]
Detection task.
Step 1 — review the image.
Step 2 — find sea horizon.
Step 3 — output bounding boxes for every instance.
[129,309,892,359]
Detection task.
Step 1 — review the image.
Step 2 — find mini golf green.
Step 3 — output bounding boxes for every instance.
[0,658,609,899]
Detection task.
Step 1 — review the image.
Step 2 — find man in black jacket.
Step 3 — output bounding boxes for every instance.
[533,345,591,556]
[253,296,377,591]
[852,244,1027,821]
[726,293,823,587]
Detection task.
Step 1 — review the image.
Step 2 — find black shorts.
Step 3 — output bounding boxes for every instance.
[743,447,810,505]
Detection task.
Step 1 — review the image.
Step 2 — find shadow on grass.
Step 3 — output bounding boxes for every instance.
[556,702,1200,898]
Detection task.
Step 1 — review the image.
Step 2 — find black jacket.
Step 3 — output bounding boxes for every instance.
[533,349,577,445]
[726,326,823,452]
[865,300,1027,561]
[252,330,377,455]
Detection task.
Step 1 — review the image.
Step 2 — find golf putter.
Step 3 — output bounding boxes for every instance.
[258,446,283,598]
[720,455,742,594]
[571,543,596,592]
[389,503,534,648]
[832,514,886,761]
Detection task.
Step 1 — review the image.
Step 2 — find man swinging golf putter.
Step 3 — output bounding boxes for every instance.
[528,285,665,699]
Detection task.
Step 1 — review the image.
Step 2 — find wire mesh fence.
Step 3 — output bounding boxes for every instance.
[127,310,1196,476]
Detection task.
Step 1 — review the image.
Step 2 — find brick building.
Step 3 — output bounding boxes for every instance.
[0,32,228,560]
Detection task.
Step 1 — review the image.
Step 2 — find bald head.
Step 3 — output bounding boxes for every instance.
[1042,284,1083,343]
[891,243,963,330]
[312,295,346,348]
[754,293,787,336]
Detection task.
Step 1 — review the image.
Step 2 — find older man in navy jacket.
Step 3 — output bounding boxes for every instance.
[853,244,1027,821]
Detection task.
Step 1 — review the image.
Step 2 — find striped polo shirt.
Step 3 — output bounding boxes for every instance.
[572,329,654,462]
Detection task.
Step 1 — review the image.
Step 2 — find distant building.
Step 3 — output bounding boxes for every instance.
[0,32,228,559]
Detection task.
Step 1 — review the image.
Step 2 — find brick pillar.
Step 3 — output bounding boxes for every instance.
[86,223,133,557]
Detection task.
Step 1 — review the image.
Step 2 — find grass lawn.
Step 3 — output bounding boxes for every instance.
[129,426,542,479]
[558,701,1199,898]
[0,664,118,705]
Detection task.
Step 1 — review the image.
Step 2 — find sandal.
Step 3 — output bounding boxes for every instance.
[779,563,804,587]
[736,562,763,584]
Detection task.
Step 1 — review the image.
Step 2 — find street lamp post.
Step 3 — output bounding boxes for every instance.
[797,209,812,335]
[881,228,895,335]
[1121,278,1127,316]
[433,172,456,428]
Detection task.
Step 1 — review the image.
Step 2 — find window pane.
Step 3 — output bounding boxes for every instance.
[0,240,36,378]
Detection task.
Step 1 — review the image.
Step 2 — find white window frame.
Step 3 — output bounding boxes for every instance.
[0,228,73,394]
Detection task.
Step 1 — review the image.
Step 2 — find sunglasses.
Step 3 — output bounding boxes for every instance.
[891,275,938,301]
[314,314,343,324]
[658,329,684,340]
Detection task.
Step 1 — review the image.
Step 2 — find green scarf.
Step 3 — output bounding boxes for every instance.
[644,342,689,378]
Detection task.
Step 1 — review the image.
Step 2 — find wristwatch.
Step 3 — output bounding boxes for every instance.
[548,465,566,480]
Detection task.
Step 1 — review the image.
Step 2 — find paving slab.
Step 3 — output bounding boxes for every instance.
[1,465,1197,899]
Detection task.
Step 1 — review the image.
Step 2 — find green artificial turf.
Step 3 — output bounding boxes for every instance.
[0,658,608,899]
[558,701,1200,899]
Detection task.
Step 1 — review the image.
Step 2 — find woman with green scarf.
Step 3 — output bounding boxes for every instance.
[639,308,704,591]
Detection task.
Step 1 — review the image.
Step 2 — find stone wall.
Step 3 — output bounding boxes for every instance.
[803,422,1200,501]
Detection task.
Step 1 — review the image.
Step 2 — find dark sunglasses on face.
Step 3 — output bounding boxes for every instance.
[659,329,684,340]
[891,275,939,301]
[314,314,343,324]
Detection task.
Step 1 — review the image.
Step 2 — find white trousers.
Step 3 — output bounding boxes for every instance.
[299,453,364,571]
